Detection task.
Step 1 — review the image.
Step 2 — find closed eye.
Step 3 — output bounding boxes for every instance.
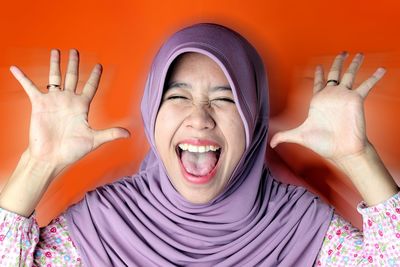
[212,98,235,103]
[166,95,189,100]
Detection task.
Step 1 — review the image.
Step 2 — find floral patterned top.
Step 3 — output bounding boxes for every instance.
[0,192,399,266]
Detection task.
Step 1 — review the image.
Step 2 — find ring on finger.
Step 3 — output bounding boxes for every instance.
[326,79,339,86]
[47,84,61,90]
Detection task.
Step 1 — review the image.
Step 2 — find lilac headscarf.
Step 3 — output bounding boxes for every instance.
[65,23,333,266]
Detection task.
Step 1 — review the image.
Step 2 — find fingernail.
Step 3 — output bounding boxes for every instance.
[377,67,386,74]
[96,64,103,72]
[51,49,60,57]
[9,66,18,75]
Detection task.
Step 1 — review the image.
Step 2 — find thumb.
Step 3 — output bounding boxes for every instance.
[270,126,304,148]
[93,127,130,149]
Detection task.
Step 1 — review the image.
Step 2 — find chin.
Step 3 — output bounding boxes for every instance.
[173,173,225,204]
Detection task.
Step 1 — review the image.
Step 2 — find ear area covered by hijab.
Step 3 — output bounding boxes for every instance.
[65,23,333,267]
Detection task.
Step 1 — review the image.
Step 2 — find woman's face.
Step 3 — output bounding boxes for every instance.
[155,52,246,204]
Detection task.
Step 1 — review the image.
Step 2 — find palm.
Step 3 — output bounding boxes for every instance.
[11,49,129,170]
[297,86,365,159]
[271,53,385,162]
[29,91,94,165]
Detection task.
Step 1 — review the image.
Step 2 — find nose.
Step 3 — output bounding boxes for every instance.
[184,101,215,130]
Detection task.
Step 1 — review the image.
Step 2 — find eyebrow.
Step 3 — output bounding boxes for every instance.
[166,81,232,92]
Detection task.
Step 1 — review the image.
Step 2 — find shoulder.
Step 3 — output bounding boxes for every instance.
[66,174,145,214]
[268,174,334,214]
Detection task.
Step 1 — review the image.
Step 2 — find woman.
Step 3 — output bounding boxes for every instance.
[0,23,399,266]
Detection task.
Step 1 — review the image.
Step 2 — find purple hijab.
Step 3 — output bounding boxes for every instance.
[65,23,333,266]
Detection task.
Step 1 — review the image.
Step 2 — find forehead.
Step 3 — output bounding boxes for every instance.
[165,52,229,83]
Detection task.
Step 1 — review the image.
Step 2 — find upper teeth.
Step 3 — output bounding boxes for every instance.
[178,144,220,153]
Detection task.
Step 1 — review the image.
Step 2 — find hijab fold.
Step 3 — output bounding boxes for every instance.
[66,23,333,266]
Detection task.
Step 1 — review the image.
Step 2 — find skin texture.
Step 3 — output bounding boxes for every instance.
[154,52,246,204]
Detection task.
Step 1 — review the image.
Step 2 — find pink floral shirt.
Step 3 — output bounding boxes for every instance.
[0,192,399,266]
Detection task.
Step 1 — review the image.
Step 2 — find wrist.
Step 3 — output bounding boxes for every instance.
[22,149,66,177]
[330,142,399,206]
[0,150,62,217]
[330,141,375,171]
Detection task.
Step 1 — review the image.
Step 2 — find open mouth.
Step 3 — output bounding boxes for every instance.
[176,142,222,183]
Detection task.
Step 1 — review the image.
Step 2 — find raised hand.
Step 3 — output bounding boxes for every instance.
[10,49,130,173]
[0,49,130,216]
[270,52,385,163]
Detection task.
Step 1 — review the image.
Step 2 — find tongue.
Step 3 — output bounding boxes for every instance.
[181,151,218,176]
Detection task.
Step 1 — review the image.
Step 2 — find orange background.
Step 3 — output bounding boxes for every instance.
[0,0,399,227]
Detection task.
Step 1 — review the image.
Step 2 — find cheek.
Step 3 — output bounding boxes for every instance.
[231,107,246,150]
[154,104,184,150]
[219,109,246,150]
